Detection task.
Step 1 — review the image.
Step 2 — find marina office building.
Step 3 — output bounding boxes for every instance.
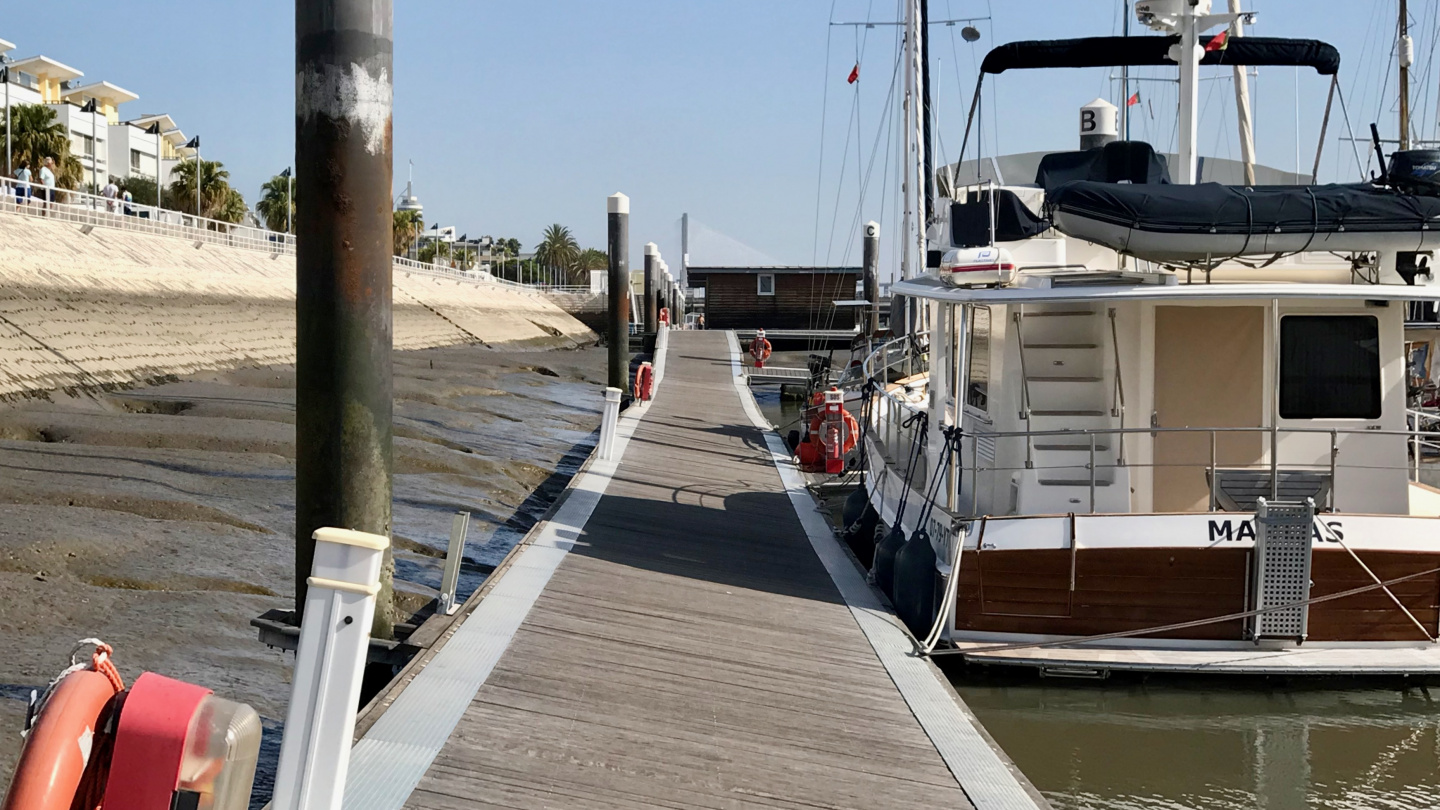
[0,37,195,188]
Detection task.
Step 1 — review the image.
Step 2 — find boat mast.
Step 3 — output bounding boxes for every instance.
[1400,0,1413,151]
[1175,4,1202,183]
[920,0,935,221]
[1138,1,1247,184]
[1229,0,1256,185]
[1121,0,1130,141]
[901,0,923,280]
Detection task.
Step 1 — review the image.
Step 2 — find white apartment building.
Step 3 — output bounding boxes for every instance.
[2,35,195,189]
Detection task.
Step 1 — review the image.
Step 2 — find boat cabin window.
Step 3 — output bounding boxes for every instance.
[1279,315,1381,420]
[966,306,991,411]
[757,274,775,296]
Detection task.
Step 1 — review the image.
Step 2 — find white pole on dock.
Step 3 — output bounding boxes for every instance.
[599,387,622,460]
[271,527,389,810]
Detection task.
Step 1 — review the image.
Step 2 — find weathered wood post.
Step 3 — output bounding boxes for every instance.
[608,193,630,396]
[643,242,658,341]
[294,0,395,636]
[863,220,880,336]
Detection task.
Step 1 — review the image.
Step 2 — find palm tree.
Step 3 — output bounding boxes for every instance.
[534,224,579,277]
[167,158,243,220]
[573,247,608,284]
[1,103,83,189]
[256,172,296,233]
[393,210,423,257]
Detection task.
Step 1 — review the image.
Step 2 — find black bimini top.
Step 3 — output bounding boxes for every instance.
[980,36,1340,76]
[1048,182,1440,237]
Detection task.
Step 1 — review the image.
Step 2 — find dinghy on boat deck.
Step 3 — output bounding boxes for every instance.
[1048,179,1440,263]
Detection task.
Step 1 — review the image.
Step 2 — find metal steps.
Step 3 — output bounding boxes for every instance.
[1030,409,1106,417]
[1039,479,1115,487]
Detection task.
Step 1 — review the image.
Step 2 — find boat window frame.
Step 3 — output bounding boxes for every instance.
[756,273,775,296]
[1277,313,1383,421]
[964,305,992,416]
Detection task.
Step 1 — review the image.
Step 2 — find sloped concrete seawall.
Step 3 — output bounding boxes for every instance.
[0,214,595,397]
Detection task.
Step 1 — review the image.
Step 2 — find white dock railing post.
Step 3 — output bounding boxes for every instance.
[271,527,389,810]
[653,323,668,386]
[438,511,471,615]
[599,387,622,460]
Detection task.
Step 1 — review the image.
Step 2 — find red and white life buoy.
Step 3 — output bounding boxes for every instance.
[796,387,859,473]
[658,307,670,326]
[749,331,772,368]
[1,641,125,810]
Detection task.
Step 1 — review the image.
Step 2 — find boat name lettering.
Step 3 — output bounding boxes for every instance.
[1207,519,1344,543]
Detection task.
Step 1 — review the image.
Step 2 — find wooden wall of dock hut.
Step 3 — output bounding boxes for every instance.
[694,270,859,330]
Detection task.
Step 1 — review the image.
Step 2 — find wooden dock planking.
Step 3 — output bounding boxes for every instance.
[347,330,1043,810]
[403,330,971,809]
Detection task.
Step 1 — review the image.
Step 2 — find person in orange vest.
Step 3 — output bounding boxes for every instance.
[749,329,772,368]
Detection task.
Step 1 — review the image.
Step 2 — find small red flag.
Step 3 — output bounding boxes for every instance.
[1204,30,1230,52]
[847,63,859,84]
[1126,91,1140,107]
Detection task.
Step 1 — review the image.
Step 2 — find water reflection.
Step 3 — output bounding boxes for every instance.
[957,677,1440,809]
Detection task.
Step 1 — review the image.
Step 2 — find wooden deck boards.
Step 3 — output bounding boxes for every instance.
[403,331,973,809]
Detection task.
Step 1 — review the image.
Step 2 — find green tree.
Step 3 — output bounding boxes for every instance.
[393,210,423,257]
[167,158,245,222]
[1,103,83,188]
[534,224,579,276]
[256,172,296,233]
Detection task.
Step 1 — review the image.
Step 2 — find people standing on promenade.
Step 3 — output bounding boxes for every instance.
[38,157,57,215]
[122,189,134,216]
[697,314,706,330]
[13,165,31,206]
[101,178,119,213]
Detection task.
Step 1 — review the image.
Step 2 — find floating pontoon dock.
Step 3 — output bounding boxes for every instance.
[341,330,1046,810]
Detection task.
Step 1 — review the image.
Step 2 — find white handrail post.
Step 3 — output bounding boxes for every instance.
[271,527,389,810]
[599,387,622,460]
[438,511,471,615]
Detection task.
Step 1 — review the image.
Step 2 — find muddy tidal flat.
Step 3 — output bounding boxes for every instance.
[0,342,605,784]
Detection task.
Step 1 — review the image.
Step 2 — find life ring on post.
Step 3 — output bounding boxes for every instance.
[635,361,655,402]
[749,329,772,368]
[1,640,125,810]
[658,307,670,326]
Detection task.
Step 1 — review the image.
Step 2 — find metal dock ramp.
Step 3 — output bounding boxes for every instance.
[343,330,1046,810]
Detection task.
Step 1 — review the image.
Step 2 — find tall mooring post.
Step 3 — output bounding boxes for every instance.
[608,193,631,395]
[863,220,880,336]
[643,242,659,339]
[294,0,395,637]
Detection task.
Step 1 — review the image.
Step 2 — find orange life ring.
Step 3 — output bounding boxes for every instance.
[749,338,772,364]
[2,645,125,810]
[807,392,859,455]
[634,362,654,401]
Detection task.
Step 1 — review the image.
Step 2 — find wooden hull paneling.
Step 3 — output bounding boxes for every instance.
[953,547,1440,643]
[956,548,1249,640]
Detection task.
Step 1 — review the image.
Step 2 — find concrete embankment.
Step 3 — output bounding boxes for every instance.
[0,213,595,397]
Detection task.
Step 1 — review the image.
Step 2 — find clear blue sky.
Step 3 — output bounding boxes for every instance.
[3,1,1419,280]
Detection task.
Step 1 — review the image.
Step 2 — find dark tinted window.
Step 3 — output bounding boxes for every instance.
[1279,316,1381,419]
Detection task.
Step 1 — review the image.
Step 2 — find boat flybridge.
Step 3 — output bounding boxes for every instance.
[852,3,1440,676]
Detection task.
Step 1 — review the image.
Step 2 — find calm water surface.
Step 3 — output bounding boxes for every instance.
[752,382,1440,810]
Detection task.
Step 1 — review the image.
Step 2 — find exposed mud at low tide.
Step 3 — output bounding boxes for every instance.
[0,342,605,790]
